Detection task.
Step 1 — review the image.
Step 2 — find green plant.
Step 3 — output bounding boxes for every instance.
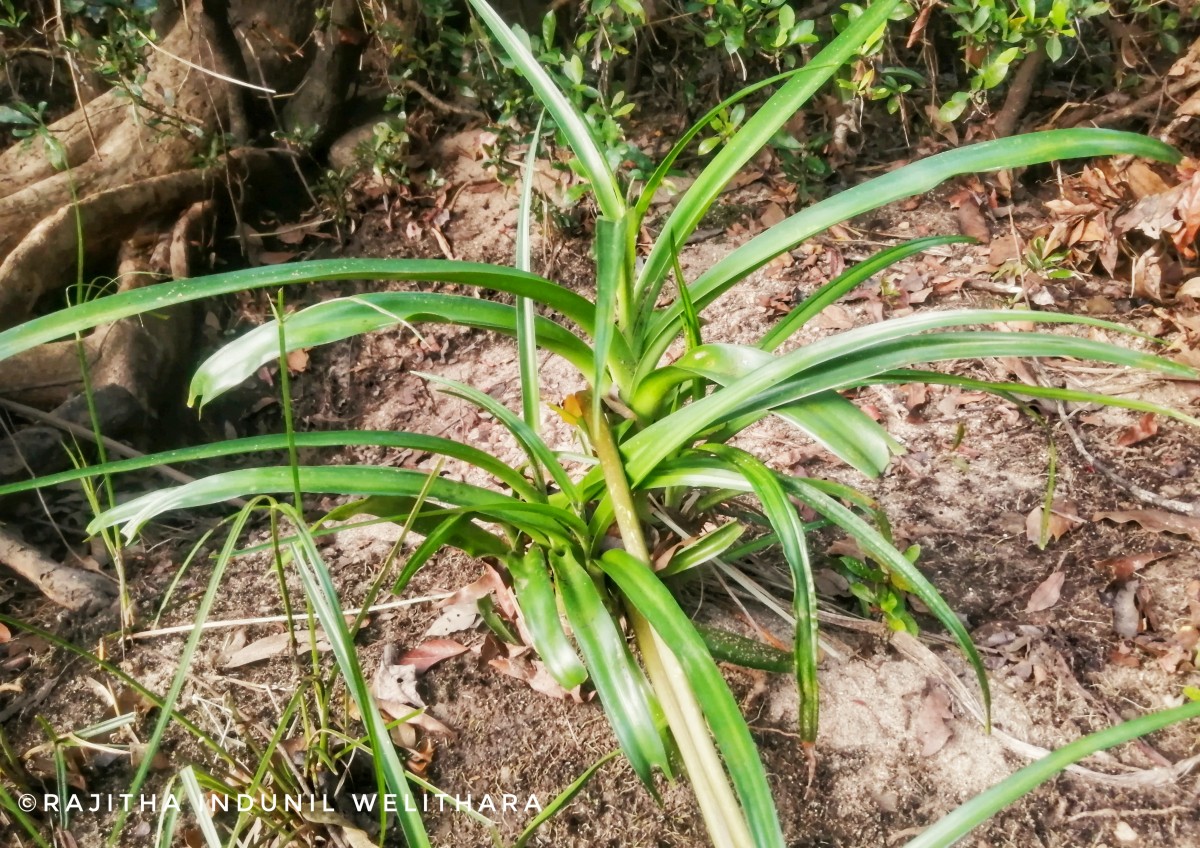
[833,538,922,635]
[1,0,1197,844]
[938,0,1110,122]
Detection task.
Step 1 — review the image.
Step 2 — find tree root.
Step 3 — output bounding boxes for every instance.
[0,526,117,611]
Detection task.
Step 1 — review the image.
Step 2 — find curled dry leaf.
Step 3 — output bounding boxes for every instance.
[438,562,517,617]
[1115,413,1158,447]
[372,648,425,712]
[953,194,992,244]
[483,635,585,703]
[285,347,309,373]
[1025,571,1066,613]
[1108,578,1142,639]
[1094,509,1200,542]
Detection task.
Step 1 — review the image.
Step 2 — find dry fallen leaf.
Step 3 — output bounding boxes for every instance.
[439,563,517,617]
[759,201,787,228]
[1115,413,1158,447]
[398,638,468,673]
[424,603,478,638]
[954,195,992,244]
[1025,571,1066,613]
[1025,499,1081,546]
[1093,551,1169,581]
[372,646,425,713]
[913,683,954,757]
[286,348,310,373]
[223,630,331,668]
[1094,509,1200,542]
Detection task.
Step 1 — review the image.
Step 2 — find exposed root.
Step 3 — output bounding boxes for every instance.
[0,526,117,611]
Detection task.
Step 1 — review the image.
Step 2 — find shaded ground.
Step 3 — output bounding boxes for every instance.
[1,127,1199,847]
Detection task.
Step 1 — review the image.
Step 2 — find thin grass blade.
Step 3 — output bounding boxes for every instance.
[420,373,580,504]
[283,506,431,848]
[514,750,621,848]
[516,111,546,432]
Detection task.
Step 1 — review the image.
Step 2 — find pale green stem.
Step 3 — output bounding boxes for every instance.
[586,397,750,848]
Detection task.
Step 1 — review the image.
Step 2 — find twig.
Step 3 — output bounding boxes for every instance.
[1025,361,1200,516]
[0,397,197,488]
[1054,401,1200,517]
[401,79,486,119]
[1067,69,1200,129]
[129,592,453,640]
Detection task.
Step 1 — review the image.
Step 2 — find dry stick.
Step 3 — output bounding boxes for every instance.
[1052,398,1200,517]
[129,593,452,640]
[0,396,197,488]
[1025,360,1200,517]
[400,78,487,119]
[1072,69,1200,129]
[0,525,117,609]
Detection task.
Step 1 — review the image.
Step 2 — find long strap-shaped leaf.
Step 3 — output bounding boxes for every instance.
[633,0,901,327]
[0,430,540,502]
[548,546,672,789]
[633,341,899,476]
[465,0,624,219]
[0,260,591,360]
[598,548,785,848]
[868,368,1200,426]
[719,332,1193,421]
[88,466,580,542]
[782,478,991,726]
[505,547,588,690]
[698,445,820,744]
[321,496,507,559]
[625,308,1193,483]
[190,292,597,405]
[638,129,1180,374]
